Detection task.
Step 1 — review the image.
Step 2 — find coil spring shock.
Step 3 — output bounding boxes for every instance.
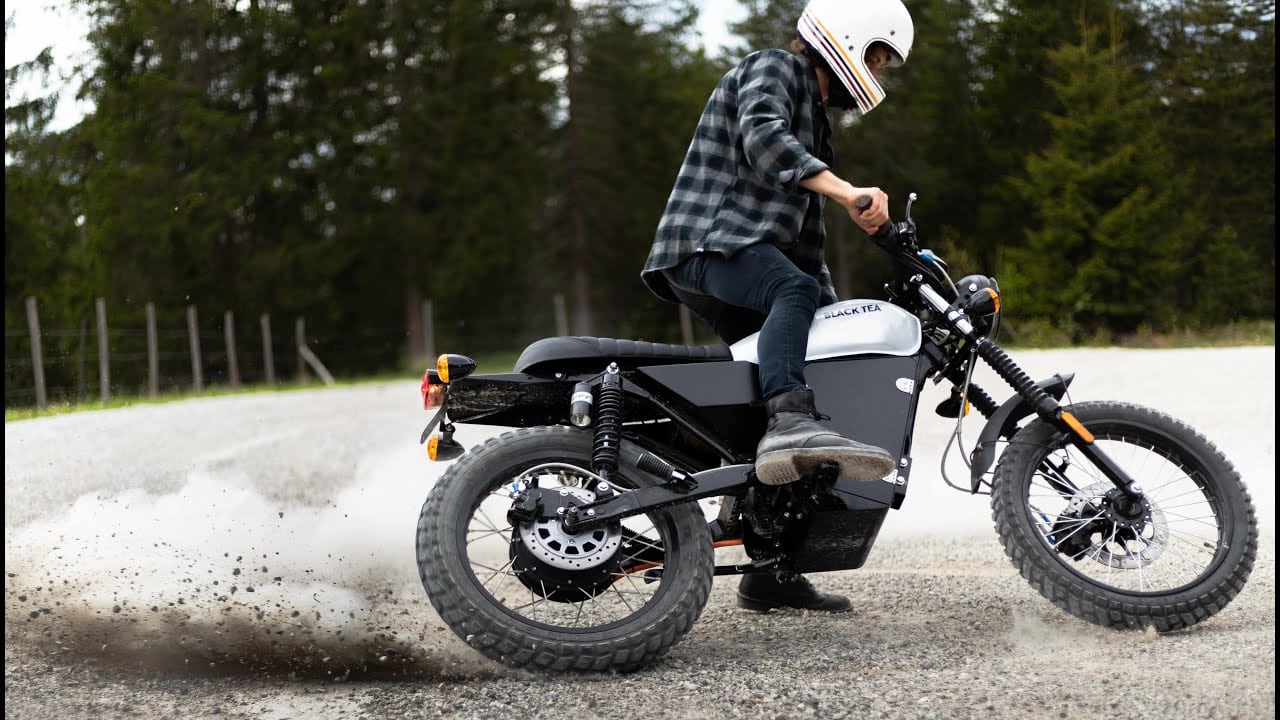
[591,363,623,479]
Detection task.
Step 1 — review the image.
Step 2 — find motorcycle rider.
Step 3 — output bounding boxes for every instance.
[640,0,914,612]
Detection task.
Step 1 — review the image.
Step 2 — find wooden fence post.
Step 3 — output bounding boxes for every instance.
[24,297,47,408]
[553,293,569,336]
[298,345,336,385]
[295,317,308,383]
[421,299,435,361]
[260,313,275,384]
[224,310,241,388]
[187,305,203,392]
[77,317,87,401]
[145,302,159,398]
[96,297,110,401]
[679,305,695,346]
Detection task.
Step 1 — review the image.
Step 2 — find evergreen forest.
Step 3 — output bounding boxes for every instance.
[5,0,1275,407]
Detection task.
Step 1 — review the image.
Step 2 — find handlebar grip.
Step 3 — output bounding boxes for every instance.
[855,194,893,240]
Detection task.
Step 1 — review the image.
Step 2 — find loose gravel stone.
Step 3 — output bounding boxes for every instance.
[4,348,1275,719]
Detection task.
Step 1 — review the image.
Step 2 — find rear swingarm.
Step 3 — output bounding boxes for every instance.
[508,458,753,533]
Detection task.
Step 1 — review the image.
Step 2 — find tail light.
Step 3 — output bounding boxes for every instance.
[420,354,475,462]
[421,369,445,410]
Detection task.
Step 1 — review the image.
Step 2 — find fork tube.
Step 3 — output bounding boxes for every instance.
[917,284,1142,499]
[973,337,1143,500]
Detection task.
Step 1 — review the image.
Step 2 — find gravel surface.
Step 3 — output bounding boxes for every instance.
[5,347,1275,719]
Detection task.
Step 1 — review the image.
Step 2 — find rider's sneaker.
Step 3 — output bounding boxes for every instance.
[754,389,895,485]
[737,573,852,613]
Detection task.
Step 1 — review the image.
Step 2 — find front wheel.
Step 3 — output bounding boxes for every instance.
[416,426,714,672]
[992,401,1257,631]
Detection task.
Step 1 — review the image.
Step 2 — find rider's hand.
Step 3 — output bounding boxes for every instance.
[844,186,888,234]
[799,172,889,234]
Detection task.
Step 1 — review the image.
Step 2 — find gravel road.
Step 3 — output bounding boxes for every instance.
[5,347,1275,719]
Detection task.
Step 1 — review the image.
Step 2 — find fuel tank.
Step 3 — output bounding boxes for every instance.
[729,299,922,363]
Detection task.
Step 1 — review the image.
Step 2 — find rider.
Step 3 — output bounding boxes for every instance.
[640,0,914,612]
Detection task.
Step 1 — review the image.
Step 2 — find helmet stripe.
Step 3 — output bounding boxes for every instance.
[803,11,885,112]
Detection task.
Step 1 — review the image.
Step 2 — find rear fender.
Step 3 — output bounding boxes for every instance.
[446,373,579,427]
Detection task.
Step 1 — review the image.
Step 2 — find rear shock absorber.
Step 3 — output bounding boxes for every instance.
[591,363,623,481]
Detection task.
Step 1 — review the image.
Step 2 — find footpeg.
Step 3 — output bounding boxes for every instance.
[636,452,695,491]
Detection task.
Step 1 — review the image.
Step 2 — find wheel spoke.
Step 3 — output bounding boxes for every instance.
[476,557,518,593]
[1017,427,1235,595]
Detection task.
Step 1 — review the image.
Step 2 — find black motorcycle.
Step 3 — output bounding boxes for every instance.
[414,194,1257,673]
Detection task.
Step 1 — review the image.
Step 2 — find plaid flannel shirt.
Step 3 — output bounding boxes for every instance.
[642,49,838,306]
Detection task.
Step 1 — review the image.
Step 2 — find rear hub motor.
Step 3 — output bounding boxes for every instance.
[510,484,623,602]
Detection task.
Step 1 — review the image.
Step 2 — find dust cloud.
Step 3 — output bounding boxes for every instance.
[4,442,502,680]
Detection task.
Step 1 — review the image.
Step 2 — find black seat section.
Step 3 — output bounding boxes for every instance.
[515,336,733,374]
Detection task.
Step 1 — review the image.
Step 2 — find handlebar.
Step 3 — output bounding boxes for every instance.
[854,194,898,244]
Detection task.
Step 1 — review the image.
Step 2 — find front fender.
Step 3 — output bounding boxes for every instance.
[968,373,1075,491]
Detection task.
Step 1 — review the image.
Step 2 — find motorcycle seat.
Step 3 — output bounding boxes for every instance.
[515,336,733,374]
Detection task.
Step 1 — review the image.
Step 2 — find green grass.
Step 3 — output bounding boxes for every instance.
[6,323,1271,422]
[3,382,301,422]
[1000,319,1274,349]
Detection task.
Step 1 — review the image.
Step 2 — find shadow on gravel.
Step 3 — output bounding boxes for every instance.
[5,625,507,683]
[5,600,509,682]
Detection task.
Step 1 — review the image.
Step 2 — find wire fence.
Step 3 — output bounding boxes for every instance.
[5,294,703,410]
[5,298,345,409]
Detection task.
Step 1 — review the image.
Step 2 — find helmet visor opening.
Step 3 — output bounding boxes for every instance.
[869,41,905,69]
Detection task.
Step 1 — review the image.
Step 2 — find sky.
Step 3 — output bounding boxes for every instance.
[4,0,748,133]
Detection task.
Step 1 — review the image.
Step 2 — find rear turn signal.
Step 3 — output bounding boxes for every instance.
[426,431,466,461]
[436,354,477,384]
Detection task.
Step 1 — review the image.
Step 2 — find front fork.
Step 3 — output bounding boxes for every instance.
[919,283,1143,503]
[971,338,1144,503]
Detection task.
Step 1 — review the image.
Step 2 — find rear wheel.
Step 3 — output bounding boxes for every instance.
[416,426,714,672]
[992,401,1257,631]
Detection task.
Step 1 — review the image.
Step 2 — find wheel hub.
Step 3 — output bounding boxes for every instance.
[509,480,624,602]
[517,485,621,570]
[1052,482,1169,568]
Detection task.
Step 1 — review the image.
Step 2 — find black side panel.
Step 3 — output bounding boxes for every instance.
[637,361,763,458]
[764,355,922,574]
[806,355,925,509]
[637,360,759,406]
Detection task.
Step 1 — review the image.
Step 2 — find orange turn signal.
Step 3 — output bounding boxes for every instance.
[435,354,477,384]
[425,430,466,462]
[1061,411,1095,443]
[983,287,1001,313]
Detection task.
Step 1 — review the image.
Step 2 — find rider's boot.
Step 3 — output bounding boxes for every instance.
[737,572,852,613]
[754,388,895,486]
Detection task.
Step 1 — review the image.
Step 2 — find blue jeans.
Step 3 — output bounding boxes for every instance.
[663,243,820,401]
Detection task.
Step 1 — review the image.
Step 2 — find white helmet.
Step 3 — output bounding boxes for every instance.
[797,0,914,114]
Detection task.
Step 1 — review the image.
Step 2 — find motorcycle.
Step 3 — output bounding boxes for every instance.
[413,193,1258,673]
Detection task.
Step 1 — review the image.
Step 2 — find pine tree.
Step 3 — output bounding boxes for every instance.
[1144,0,1275,322]
[1005,11,1188,338]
